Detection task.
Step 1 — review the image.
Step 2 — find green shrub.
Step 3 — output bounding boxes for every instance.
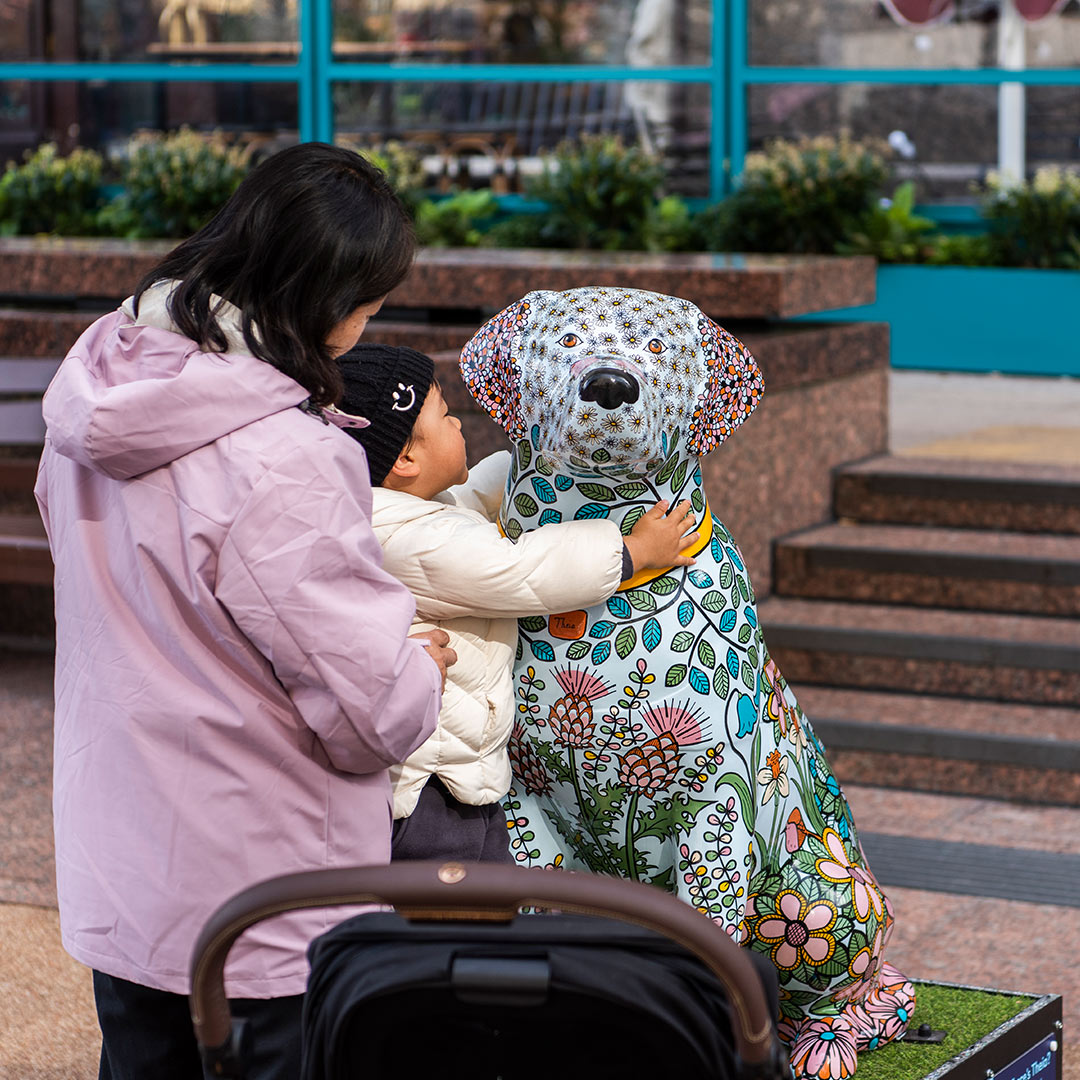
[840,182,938,263]
[414,190,499,247]
[980,167,1080,269]
[355,140,428,215]
[518,135,668,250]
[480,211,550,249]
[643,195,696,253]
[0,143,105,236]
[696,133,891,254]
[925,232,998,266]
[97,129,249,239]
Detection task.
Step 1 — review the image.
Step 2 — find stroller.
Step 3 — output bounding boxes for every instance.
[189,861,788,1080]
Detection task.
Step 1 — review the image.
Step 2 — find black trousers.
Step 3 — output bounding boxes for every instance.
[93,970,303,1080]
[391,776,513,863]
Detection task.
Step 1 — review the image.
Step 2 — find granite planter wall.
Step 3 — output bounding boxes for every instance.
[0,238,887,609]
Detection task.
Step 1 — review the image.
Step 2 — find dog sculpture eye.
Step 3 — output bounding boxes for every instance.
[647,338,666,354]
[559,333,582,348]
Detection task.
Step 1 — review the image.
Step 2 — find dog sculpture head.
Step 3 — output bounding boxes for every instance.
[460,287,764,476]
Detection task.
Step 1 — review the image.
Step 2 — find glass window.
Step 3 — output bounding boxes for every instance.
[1026,84,1080,165]
[335,78,710,194]
[332,0,711,65]
[747,80,1079,199]
[749,0,1080,70]
[1,0,43,61]
[1,81,45,161]
[747,81,997,199]
[0,80,298,161]
[71,0,299,62]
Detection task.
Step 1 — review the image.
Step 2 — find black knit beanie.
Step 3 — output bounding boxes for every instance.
[337,343,436,485]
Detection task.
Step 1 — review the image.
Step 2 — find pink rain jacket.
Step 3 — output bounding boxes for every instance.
[35,286,441,997]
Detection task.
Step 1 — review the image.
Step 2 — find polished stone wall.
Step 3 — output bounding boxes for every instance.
[0,239,889,603]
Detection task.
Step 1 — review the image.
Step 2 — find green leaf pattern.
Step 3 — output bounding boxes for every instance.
[500,425,900,1046]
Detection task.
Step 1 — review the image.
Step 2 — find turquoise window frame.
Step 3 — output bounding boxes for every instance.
[2,0,1079,202]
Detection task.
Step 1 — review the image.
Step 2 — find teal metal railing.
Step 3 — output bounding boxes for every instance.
[2,0,1080,199]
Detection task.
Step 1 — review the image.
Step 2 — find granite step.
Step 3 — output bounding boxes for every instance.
[0,309,100,359]
[774,521,1080,616]
[758,596,1080,706]
[0,458,40,513]
[0,513,50,586]
[793,685,1080,805]
[834,454,1080,535]
[0,512,53,641]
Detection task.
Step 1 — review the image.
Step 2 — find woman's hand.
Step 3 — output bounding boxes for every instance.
[622,500,700,574]
[410,628,457,690]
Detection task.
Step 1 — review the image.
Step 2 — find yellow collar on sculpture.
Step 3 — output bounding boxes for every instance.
[496,499,713,592]
[616,501,713,591]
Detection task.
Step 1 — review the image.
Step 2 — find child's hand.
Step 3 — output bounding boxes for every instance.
[623,500,700,575]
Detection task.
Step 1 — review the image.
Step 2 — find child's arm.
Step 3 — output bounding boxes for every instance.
[380,501,699,623]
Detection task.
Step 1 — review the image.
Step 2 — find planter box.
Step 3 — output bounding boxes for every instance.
[896,982,1063,1080]
[798,265,1080,378]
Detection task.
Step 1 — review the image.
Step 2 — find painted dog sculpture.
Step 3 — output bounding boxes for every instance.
[459,287,914,1079]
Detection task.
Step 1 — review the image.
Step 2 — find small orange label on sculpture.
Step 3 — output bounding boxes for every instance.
[549,611,587,640]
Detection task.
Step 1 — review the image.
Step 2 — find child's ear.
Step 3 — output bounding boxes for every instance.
[382,449,421,489]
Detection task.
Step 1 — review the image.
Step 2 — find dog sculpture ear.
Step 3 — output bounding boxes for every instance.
[459,295,540,441]
[687,313,766,457]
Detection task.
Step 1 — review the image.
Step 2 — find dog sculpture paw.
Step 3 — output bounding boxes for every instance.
[460,287,914,1069]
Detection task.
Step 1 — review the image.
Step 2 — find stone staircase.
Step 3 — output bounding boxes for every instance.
[763,455,1080,806]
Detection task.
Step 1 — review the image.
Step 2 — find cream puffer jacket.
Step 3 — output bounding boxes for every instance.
[372,451,626,817]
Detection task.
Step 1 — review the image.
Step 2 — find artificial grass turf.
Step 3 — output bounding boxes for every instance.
[852,983,1035,1080]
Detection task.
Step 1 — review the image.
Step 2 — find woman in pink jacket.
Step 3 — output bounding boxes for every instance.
[34,143,454,1079]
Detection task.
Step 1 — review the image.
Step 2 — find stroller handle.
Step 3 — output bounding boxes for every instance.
[190,861,780,1074]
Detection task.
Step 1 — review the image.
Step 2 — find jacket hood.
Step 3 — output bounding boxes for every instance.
[43,281,310,480]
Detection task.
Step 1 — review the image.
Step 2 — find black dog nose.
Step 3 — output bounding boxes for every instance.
[579,367,640,409]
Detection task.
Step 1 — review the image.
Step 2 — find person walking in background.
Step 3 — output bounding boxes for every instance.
[34,143,455,1079]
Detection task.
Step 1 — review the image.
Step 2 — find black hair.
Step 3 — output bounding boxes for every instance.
[133,142,416,407]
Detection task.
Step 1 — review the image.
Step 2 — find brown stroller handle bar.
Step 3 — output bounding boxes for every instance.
[190,861,781,1076]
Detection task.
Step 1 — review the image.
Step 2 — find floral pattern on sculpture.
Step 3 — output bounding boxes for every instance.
[754,890,839,972]
[459,287,914,1080]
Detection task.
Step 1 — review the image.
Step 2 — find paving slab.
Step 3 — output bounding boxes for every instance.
[845,785,1080,1080]
[0,904,98,1080]
[880,888,1078,1080]
[0,650,55,908]
[890,371,1080,459]
[903,426,1080,467]
[845,783,1080,857]
[2,652,1078,1079]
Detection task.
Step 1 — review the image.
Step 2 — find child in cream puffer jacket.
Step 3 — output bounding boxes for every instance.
[337,344,700,862]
